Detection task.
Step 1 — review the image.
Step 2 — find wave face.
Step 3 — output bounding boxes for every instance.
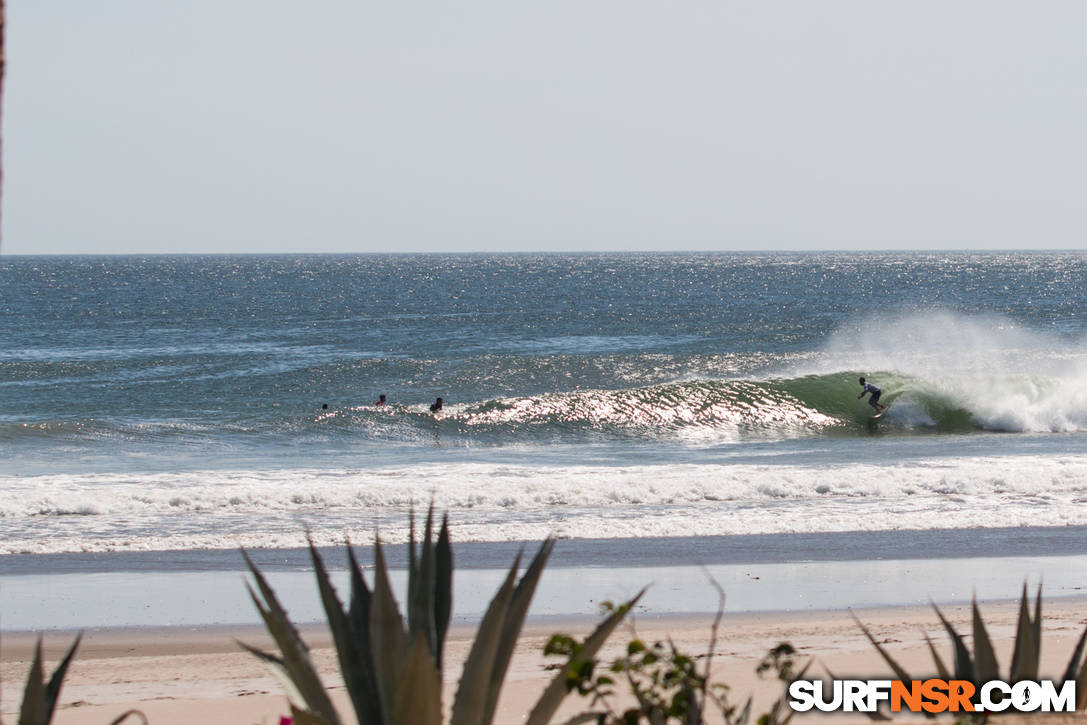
[450,348,1087,438]
[326,374,1083,448]
[2,252,1087,553]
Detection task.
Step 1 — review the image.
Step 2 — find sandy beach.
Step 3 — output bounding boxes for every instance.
[5,531,1087,722]
[4,595,1087,724]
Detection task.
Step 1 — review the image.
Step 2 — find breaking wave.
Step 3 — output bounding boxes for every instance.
[4,366,1086,450]
[4,454,1087,553]
[316,366,1087,443]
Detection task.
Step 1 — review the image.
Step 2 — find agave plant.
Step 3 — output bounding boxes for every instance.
[241,508,643,725]
[1,634,147,725]
[3,635,80,725]
[854,583,1087,717]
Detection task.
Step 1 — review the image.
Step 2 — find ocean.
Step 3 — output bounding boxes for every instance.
[3,252,1087,557]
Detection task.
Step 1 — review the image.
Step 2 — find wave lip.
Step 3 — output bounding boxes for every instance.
[415,364,1087,440]
[813,311,1087,433]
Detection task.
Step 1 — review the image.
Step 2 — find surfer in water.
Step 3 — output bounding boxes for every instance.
[374,394,386,406]
[857,377,887,414]
[430,397,443,414]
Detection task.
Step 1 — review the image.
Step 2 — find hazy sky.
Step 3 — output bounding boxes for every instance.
[5,2,1087,254]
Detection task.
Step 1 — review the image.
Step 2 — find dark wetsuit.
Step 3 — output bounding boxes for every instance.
[862,382,882,407]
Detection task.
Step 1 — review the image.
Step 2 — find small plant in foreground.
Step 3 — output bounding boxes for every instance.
[1,635,145,725]
[544,593,809,725]
[241,507,644,725]
[3,635,80,725]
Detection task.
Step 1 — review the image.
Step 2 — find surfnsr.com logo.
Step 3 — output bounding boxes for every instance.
[788,679,1077,714]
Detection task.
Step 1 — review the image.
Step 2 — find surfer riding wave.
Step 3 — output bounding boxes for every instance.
[858,377,888,415]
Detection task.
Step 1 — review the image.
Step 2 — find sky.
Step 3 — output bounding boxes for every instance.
[4,1,1087,254]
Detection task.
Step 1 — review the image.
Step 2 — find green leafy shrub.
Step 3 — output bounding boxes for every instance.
[541,594,807,725]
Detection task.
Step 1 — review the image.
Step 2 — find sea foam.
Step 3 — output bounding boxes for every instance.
[3,453,1087,554]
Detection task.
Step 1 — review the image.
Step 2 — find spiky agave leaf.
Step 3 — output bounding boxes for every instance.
[971,596,999,684]
[308,539,382,725]
[1062,623,1087,684]
[1032,584,1043,666]
[18,638,47,725]
[921,631,951,681]
[1077,646,1087,711]
[236,642,312,714]
[435,513,454,672]
[408,505,439,665]
[289,705,336,725]
[392,634,442,725]
[930,603,974,684]
[408,507,419,637]
[450,551,522,725]
[480,538,556,725]
[1009,583,1039,682]
[370,534,410,724]
[18,634,81,725]
[852,612,914,683]
[240,550,341,725]
[345,543,383,724]
[525,588,647,725]
[46,638,81,723]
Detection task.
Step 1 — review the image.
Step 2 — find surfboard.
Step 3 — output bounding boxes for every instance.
[872,407,889,419]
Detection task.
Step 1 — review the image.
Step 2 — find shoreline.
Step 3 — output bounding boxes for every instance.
[5,524,1087,575]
